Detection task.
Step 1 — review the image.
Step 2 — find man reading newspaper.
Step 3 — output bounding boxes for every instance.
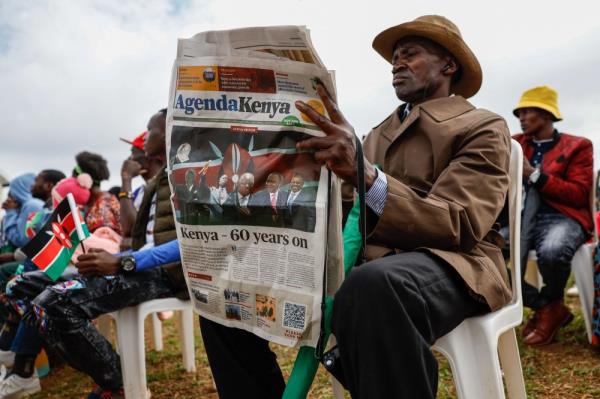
[204,15,511,399]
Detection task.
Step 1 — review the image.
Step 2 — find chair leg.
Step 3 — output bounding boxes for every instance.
[524,256,542,289]
[435,324,505,399]
[572,244,594,343]
[179,307,196,372]
[498,329,526,399]
[115,307,149,399]
[97,314,112,342]
[151,313,164,351]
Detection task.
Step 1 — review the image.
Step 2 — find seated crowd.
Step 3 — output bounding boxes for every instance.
[0,14,596,399]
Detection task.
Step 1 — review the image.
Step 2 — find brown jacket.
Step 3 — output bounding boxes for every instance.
[363,96,511,311]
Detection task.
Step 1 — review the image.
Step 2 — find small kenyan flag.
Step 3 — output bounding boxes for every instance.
[25,211,44,238]
[21,194,90,280]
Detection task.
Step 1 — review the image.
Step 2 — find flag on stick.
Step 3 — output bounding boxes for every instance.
[21,193,90,280]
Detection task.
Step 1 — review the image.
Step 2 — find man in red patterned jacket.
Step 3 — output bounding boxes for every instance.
[513,85,594,346]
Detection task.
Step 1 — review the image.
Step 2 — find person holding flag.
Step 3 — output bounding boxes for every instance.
[0,170,64,375]
[14,109,189,399]
[0,187,90,398]
[0,155,115,398]
[0,169,65,293]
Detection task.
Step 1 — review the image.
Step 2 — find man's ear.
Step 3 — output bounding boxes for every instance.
[441,58,459,75]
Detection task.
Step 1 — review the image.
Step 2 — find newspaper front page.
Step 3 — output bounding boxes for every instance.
[166,26,343,347]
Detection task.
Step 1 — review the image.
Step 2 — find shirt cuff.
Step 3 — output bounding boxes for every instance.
[132,240,181,272]
[132,248,152,271]
[365,169,387,216]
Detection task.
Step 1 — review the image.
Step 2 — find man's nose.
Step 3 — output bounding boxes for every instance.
[392,62,406,74]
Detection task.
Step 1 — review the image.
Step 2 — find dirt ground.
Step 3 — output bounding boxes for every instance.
[29,296,600,398]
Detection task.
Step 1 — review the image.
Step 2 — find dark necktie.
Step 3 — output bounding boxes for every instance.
[400,104,412,122]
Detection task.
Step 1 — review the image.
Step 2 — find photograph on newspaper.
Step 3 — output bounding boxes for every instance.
[169,127,319,232]
[166,47,342,347]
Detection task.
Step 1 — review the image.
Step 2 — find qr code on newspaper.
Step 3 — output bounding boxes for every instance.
[282,301,307,331]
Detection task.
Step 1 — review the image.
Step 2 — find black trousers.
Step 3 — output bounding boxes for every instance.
[200,251,486,399]
[200,317,286,399]
[31,268,176,390]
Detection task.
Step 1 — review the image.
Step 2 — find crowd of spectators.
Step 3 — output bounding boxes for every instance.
[0,14,597,399]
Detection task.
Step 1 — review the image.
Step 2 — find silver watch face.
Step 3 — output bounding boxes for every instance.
[122,257,135,272]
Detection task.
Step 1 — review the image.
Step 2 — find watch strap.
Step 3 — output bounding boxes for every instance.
[529,168,541,183]
[118,191,134,200]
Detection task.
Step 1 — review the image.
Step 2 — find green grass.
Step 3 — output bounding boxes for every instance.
[29,294,600,398]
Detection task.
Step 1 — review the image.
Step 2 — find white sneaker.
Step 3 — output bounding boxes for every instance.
[0,374,41,398]
[0,352,14,369]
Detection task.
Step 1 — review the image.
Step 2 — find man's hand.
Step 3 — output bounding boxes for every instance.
[75,248,121,277]
[0,253,15,264]
[523,158,536,180]
[121,159,143,181]
[295,84,377,188]
[1,197,18,210]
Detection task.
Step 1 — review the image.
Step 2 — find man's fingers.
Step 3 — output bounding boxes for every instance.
[74,258,97,267]
[296,136,335,151]
[76,253,98,262]
[295,101,337,134]
[316,84,347,125]
[313,149,336,165]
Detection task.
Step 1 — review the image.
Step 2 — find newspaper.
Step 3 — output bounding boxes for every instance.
[166,26,343,347]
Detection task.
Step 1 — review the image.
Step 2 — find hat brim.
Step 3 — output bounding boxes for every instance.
[119,137,145,151]
[372,21,482,98]
[119,137,135,146]
[512,101,562,122]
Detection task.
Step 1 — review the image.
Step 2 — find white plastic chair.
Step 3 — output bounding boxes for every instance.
[431,139,526,399]
[527,244,596,344]
[97,312,166,351]
[332,141,526,399]
[107,298,196,399]
[571,243,596,342]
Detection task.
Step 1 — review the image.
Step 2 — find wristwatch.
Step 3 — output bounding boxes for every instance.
[118,191,134,200]
[120,255,137,274]
[529,167,541,184]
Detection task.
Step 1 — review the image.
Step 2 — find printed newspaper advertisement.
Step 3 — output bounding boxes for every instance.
[166,26,343,347]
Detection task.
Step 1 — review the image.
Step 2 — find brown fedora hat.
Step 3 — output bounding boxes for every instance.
[372,15,482,98]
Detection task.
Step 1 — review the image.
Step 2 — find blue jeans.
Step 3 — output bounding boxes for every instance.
[523,211,587,309]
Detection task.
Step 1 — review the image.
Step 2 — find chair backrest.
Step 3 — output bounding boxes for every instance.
[590,170,598,241]
[508,140,524,306]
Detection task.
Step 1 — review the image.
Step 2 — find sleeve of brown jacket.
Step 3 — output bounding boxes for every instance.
[368,115,511,253]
